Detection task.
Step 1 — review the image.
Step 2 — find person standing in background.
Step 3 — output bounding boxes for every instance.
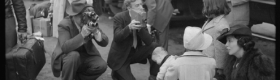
[5,0,28,53]
[104,0,124,19]
[201,0,231,79]
[143,0,174,79]
[29,1,52,18]
[86,0,103,15]
[225,0,249,27]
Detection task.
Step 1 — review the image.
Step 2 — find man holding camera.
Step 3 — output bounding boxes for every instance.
[107,0,160,80]
[53,0,109,80]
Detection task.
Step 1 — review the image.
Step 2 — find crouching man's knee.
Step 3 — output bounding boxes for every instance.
[85,58,107,76]
[63,51,80,64]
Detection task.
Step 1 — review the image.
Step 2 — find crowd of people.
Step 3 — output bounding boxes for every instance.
[5,0,275,80]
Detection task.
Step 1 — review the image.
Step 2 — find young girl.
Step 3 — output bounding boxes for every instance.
[220,25,275,80]
[153,27,216,80]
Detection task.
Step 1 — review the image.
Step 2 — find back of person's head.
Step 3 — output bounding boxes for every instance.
[183,26,213,50]
[202,0,231,18]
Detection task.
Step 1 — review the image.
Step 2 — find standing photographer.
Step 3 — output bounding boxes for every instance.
[52,0,109,80]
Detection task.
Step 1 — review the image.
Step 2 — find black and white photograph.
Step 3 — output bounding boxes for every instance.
[5,0,275,80]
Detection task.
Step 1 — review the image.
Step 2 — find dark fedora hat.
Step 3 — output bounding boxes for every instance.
[66,0,92,16]
[218,24,252,44]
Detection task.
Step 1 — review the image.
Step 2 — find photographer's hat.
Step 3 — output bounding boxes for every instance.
[66,0,92,16]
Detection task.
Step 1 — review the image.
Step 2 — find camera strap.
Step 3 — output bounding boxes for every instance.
[160,54,171,67]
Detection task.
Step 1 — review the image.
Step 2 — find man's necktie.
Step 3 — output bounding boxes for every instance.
[133,30,137,48]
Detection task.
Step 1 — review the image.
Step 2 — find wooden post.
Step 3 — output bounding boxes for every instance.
[52,0,66,38]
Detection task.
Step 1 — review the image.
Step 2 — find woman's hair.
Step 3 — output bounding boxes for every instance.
[202,0,231,18]
[233,35,255,51]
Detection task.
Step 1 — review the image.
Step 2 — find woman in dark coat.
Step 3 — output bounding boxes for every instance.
[219,25,275,80]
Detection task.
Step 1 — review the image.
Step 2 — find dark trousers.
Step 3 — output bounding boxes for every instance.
[111,42,158,80]
[148,25,169,78]
[61,51,107,80]
[5,17,17,53]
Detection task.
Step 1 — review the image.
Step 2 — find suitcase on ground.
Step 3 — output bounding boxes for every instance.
[6,38,46,80]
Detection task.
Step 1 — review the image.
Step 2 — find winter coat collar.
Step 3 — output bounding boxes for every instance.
[202,15,225,32]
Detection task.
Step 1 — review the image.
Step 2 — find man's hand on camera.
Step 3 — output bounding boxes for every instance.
[88,27,99,35]
[18,32,28,43]
[128,20,142,30]
[91,29,102,41]
[81,25,91,38]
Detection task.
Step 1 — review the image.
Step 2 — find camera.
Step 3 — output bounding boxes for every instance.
[82,11,99,28]
[141,19,147,27]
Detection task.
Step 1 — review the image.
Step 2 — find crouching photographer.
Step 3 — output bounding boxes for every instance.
[52,0,109,80]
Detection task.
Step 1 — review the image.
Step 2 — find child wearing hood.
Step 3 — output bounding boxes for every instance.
[152,26,216,80]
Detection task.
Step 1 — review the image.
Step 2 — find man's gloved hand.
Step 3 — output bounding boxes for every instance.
[81,25,91,38]
[88,26,99,35]
[18,32,28,43]
[89,27,102,41]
